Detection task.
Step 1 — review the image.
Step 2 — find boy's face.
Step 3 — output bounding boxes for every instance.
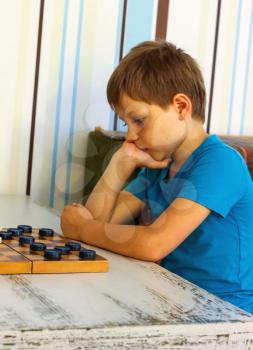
[117,94,188,161]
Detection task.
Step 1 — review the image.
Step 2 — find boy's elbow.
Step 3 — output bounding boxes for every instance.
[140,227,170,262]
[139,248,166,263]
[145,248,166,262]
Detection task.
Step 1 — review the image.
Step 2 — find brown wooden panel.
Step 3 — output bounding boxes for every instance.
[206,0,222,133]
[26,0,45,195]
[155,0,169,40]
[0,244,31,274]
[32,259,108,274]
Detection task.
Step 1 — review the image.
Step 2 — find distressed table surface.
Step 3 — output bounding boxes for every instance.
[0,195,252,350]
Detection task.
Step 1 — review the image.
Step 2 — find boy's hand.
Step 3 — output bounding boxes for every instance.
[61,205,93,240]
[115,141,171,170]
[70,203,93,219]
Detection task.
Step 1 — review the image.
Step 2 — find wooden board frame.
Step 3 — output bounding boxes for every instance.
[0,228,109,274]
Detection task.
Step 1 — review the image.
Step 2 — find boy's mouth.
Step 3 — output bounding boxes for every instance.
[135,144,148,152]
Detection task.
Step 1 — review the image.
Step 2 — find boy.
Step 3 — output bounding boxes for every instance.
[61,41,253,313]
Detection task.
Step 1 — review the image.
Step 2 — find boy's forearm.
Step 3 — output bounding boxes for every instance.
[85,154,135,222]
[68,219,159,262]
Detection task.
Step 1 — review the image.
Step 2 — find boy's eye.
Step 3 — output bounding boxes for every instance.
[120,118,145,127]
[133,118,144,126]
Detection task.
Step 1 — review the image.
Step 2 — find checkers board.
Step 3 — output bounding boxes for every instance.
[0,226,109,274]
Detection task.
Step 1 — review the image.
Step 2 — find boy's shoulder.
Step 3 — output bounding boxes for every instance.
[193,134,247,167]
[188,135,253,191]
[195,134,238,153]
[141,134,250,182]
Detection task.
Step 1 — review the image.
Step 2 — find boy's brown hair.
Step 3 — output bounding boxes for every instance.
[107,40,206,122]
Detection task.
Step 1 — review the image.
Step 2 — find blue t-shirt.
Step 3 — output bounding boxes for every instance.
[125,135,253,313]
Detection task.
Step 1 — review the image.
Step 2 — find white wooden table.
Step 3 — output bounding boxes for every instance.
[0,195,252,350]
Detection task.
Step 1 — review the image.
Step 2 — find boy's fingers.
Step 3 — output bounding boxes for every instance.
[71,203,84,208]
[147,158,172,169]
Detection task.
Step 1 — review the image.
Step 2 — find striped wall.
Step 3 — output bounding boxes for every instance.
[31,0,125,210]
[211,0,253,135]
[0,0,253,212]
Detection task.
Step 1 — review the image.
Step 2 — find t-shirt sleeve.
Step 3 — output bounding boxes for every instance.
[123,168,147,202]
[176,147,248,218]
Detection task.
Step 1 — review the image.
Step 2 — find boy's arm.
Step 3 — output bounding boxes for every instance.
[61,197,210,262]
[109,191,145,224]
[85,142,169,223]
[84,151,136,222]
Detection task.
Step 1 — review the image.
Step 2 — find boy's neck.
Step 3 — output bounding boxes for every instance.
[171,123,209,169]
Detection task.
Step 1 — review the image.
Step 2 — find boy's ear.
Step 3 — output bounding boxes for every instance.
[173,94,191,116]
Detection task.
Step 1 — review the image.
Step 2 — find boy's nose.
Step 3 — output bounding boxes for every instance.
[125,128,138,142]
